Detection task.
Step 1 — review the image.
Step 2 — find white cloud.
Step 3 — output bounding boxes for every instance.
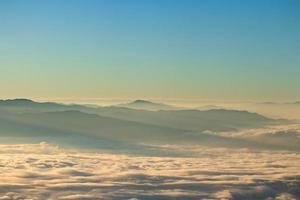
[0,142,299,200]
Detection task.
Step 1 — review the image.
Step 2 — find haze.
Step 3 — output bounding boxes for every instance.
[0,1,299,200]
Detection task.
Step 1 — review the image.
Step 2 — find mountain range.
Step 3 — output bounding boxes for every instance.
[117,99,178,110]
[0,98,297,152]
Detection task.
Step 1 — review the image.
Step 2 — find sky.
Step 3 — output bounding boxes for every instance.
[0,0,299,103]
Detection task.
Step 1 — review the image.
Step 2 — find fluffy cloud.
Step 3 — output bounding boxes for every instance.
[0,142,299,200]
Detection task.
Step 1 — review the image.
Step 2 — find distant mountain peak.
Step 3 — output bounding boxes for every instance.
[0,98,35,105]
[132,100,154,104]
[5,98,34,102]
[117,100,177,111]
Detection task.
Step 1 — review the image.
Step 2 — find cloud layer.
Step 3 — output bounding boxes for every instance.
[0,142,299,200]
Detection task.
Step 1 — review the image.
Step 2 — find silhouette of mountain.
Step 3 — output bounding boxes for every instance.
[0,108,296,151]
[0,98,295,151]
[117,99,178,111]
[0,99,287,132]
[0,98,86,112]
[95,107,286,132]
[0,98,35,105]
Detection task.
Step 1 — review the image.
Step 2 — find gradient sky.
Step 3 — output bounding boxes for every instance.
[0,0,299,102]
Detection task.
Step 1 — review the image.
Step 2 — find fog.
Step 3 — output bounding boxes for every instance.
[0,142,299,200]
[0,99,299,199]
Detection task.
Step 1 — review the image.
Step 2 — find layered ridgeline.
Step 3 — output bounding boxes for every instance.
[0,99,298,152]
[117,99,179,110]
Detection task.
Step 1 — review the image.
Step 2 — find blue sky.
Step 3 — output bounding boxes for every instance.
[0,0,299,102]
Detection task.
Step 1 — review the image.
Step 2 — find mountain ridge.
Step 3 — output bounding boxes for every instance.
[117,99,178,111]
[0,98,296,151]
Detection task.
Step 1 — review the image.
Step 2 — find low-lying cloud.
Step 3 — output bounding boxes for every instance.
[0,142,299,200]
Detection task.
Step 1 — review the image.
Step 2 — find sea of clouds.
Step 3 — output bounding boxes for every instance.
[0,140,299,200]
